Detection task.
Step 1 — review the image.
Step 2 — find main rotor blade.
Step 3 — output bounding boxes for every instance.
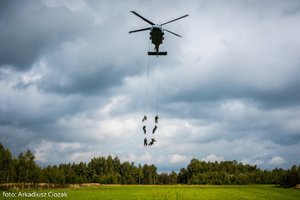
[130,11,155,25]
[164,29,182,37]
[160,14,189,26]
[129,27,151,34]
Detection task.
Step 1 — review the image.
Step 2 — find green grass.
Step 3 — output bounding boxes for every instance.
[1,185,300,200]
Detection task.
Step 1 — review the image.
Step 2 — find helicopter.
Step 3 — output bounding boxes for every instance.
[129,11,188,56]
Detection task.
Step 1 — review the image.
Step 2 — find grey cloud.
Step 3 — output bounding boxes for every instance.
[281,1,300,16]
[0,1,92,70]
[40,64,124,95]
[168,76,300,110]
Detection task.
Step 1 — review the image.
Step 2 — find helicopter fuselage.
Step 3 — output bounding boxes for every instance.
[129,11,188,56]
[150,25,164,54]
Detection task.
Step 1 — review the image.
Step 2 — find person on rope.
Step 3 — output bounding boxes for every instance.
[155,115,159,124]
[148,138,157,146]
[142,115,147,122]
[144,138,148,146]
[152,125,157,134]
[143,125,147,134]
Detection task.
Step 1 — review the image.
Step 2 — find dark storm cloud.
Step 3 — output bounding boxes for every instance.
[40,64,124,95]
[0,0,92,70]
[167,73,300,110]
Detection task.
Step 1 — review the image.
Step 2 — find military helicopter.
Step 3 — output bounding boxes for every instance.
[129,11,188,56]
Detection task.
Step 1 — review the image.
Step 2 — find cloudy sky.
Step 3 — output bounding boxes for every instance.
[1,0,300,172]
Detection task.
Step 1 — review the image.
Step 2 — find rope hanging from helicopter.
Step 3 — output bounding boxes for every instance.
[142,40,161,147]
[142,39,150,144]
[155,44,163,115]
[144,39,151,115]
[128,11,189,147]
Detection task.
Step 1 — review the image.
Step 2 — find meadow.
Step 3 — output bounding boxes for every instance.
[2,185,300,200]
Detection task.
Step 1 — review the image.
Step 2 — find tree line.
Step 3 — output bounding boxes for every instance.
[0,143,299,187]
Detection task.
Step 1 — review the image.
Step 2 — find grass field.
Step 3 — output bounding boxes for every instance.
[2,185,300,200]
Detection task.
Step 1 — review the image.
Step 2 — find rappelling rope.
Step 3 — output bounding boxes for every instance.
[155,51,162,115]
[143,41,162,147]
[145,39,151,116]
[143,39,151,141]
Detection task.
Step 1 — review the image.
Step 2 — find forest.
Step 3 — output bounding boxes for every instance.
[0,143,299,187]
